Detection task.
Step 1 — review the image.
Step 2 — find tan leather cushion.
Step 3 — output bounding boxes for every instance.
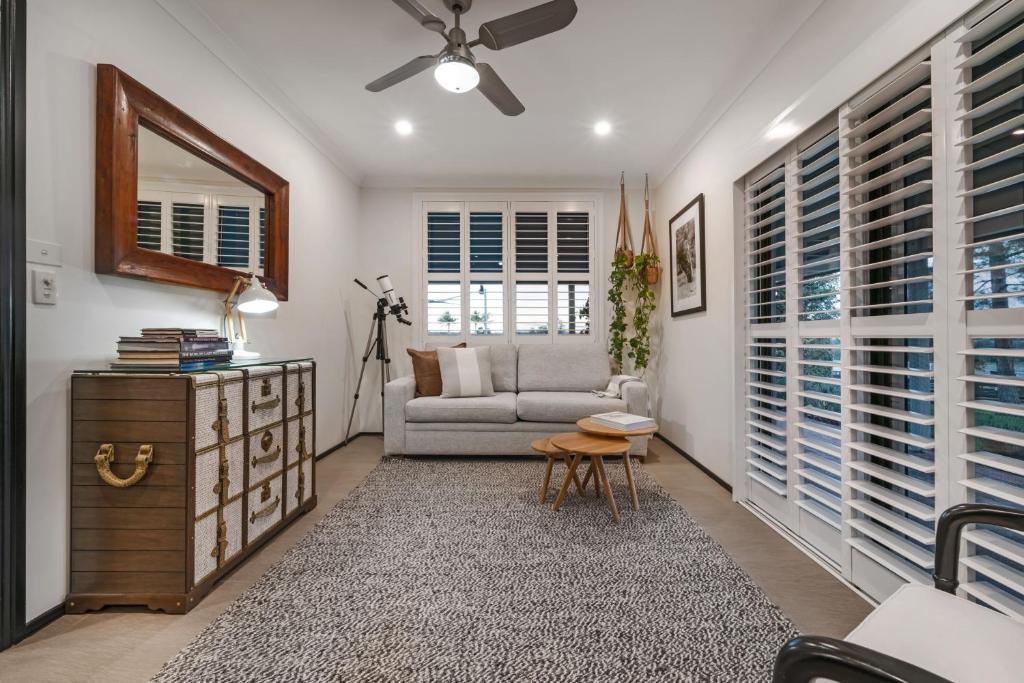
[407,343,465,396]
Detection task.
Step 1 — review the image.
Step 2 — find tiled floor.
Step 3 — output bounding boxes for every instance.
[0,436,871,682]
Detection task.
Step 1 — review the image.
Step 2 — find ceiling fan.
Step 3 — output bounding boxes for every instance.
[365,0,578,116]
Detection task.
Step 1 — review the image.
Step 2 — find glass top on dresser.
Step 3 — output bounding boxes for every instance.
[73,357,314,375]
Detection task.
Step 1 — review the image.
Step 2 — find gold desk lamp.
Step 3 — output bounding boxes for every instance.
[223,274,279,359]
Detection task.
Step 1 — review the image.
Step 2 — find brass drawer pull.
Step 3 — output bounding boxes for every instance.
[94,444,153,488]
[251,446,281,468]
[250,495,280,523]
[251,396,280,413]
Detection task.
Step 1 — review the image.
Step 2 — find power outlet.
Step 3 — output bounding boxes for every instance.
[32,269,58,305]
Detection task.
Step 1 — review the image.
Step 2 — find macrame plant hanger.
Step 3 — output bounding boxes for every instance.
[640,173,661,284]
[615,171,635,265]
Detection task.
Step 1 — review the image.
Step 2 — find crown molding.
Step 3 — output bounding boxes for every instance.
[153,0,364,185]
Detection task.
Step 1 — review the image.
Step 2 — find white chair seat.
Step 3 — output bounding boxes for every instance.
[843,583,1024,683]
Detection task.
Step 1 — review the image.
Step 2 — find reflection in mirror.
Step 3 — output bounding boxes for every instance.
[136,125,266,275]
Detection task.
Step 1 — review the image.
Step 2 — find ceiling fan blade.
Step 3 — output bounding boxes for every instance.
[365,55,437,92]
[476,0,577,51]
[476,63,525,116]
[391,0,447,34]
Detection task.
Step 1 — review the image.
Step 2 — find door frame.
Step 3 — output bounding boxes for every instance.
[0,0,26,650]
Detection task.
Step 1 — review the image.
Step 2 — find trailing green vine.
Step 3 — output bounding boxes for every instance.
[627,254,659,373]
[607,251,631,371]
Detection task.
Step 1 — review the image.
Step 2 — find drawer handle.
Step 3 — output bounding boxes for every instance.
[251,396,280,413]
[94,444,153,488]
[250,495,280,523]
[251,446,281,468]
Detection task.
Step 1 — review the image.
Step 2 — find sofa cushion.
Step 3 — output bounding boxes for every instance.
[517,345,611,392]
[406,392,517,424]
[437,347,495,398]
[844,583,1024,683]
[489,345,517,392]
[516,391,626,423]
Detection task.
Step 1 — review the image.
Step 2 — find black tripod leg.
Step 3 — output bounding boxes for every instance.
[343,317,379,445]
[379,318,392,436]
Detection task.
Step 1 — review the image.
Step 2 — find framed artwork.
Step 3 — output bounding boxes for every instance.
[669,193,707,317]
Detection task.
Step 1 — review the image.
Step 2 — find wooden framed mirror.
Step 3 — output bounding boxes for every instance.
[95,64,289,299]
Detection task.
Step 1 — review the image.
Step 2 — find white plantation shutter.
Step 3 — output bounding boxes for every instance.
[514,281,549,335]
[171,202,205,261]
[796,130,842,321]
[426,211,462,274]
[745,337,789,500]
[216,203,250,269]
[556,281,590,335]
[950,2,1024,620]
[425,281,462,336]
[745,166,787,324]
[514,211,548,273]
[843,58,935,316]
[556,211,590,273]
[470,281,504,336]
[136,200,162,251]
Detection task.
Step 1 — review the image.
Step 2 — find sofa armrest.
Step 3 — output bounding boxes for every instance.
[621,379,650,418]
[772,635,953,683]
[384,376,416,455]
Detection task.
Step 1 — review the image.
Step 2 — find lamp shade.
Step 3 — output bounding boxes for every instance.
[237,276,279,314]
[434,54,479,93]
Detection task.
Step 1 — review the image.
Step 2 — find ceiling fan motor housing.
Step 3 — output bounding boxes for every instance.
[443,0,473,14]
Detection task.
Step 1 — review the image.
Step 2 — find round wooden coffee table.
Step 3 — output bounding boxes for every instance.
[531,437,584,504]
[549,432,630,523]
[576,417,659,512]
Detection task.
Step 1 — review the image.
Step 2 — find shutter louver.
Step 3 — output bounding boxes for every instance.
[746,337,788,499]
[845,338,937,585]
[136,200,162,251]
[843,60,935,316]
[427,211,461,273]
[259,207,266,270]
[470,211,503,273]
[746,166,787,324]
[556,281,590,335]
[797,130,842,321]
[171,202,205,261]
[794,338,842,533]
[515,211,548,273]
[426,282,462,336]
[217,204,250,269]
[957,338,1024,618]
[515,281,549,335]
[556,211,589,273]
[469,281,503,336]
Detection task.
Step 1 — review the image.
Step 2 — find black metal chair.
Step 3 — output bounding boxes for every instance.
[772,503,1024,683]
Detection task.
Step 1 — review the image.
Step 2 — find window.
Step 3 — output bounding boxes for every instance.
[732,2,1024,620]
[136,186,265,274]
[422,199,595,343]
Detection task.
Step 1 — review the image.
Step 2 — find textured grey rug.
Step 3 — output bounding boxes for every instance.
[153,457,796,682]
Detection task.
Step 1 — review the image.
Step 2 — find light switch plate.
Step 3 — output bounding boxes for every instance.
[32,269,57,305]
[27,239,62,267]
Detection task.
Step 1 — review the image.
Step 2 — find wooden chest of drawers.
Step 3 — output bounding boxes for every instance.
[67,360,316,614]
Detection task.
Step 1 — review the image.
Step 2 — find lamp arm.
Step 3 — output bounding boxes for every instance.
[223,275,246,341]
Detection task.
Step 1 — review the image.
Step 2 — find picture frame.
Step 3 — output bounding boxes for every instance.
[669,193,707,317]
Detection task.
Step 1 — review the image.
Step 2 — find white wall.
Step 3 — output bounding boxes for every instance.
[651,0,981,484]
[354,186,646,431]
[26,0,362,619]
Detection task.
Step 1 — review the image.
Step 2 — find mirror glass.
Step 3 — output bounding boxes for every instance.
[136,125,267,275]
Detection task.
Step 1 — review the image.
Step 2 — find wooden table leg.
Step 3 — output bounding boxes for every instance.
[552,452,583,511]
[593,456,619,523]
[562,452,585,495]
[623,451,639,511]
[539,455,555,504]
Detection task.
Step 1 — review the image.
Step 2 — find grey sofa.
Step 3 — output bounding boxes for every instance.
[384,344,650,456]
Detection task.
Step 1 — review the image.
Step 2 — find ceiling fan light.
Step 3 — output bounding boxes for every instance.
[434,54,479,93]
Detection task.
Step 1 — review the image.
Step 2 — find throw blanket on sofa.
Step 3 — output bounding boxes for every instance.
[591,375,641,399]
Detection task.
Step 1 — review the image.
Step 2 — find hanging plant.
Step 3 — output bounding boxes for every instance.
[627,252,660,372]
[639,173,661,285]
[607,250,630,372]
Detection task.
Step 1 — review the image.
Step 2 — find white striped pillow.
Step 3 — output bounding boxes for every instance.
[437,347,495,398]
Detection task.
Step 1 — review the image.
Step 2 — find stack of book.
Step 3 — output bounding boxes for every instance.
[112,328,233,370]
[590,411,657,432]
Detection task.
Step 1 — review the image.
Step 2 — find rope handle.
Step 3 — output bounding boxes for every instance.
[94,444,153,488]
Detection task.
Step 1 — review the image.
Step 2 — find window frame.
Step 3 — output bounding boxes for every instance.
[416,193,601,348]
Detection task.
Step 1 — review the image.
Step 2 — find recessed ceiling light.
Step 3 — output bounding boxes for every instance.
[1013,128,1024,136]
[395,119,413,136]
[594,120,612,136]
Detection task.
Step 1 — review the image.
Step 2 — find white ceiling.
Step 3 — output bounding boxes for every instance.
[188,0,826,187]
